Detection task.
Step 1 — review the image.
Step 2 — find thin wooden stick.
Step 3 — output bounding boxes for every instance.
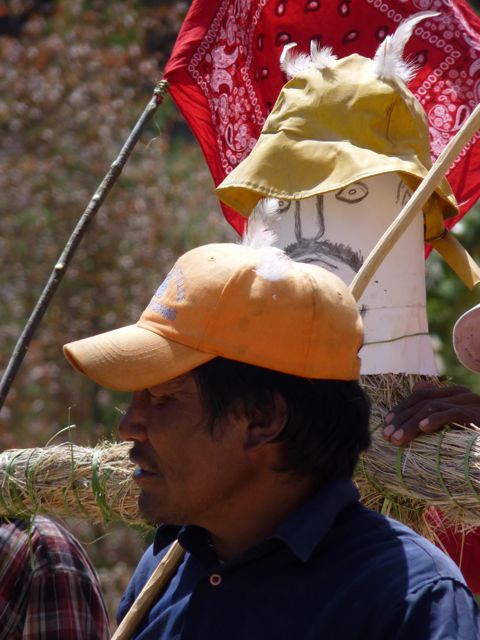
[111,541,185,640]
[349,102,480,301]
[0,79,170,411]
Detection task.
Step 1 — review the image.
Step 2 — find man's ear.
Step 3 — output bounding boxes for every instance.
[244,392,288,450]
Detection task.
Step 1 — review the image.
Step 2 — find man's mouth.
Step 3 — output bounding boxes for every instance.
[132,467,157,480]
[130,451,157,478]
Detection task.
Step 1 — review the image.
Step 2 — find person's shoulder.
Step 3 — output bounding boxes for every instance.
[339,503,467,589]
[128,540,168,589]
[24,515,97,576]
[117,541,165,623]
[0,516,59,555]
[0,517,26,543]
[30,515,79,549]
[388,517,465,580]
[119,539,177,606]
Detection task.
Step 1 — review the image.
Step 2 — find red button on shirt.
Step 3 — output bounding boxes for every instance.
[209,573,222,586]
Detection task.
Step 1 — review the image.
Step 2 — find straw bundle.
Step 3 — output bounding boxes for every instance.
[0,440,142,527]
[1,374,479,538]
[357,373,480,538]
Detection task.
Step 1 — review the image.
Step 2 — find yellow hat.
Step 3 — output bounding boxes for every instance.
[63,243,363,391]
[217,52,457,224]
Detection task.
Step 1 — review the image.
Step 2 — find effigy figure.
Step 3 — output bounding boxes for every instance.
[217,11,480,375]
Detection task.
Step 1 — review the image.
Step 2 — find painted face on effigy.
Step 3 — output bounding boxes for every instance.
[252,172,437,376]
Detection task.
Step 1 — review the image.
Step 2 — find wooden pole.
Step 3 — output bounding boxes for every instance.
[349,102,480,301]
[111,541,185,640]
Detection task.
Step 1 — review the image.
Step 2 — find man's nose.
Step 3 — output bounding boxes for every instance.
[118,392,149,442]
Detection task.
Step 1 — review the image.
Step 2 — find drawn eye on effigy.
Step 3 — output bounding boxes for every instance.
[250,172,437,377]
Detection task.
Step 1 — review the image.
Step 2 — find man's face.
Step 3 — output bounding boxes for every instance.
[119,373,254,527]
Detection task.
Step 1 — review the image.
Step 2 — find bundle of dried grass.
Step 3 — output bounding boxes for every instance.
[357,373,480,539]
[1,374,479,539]
[0,440,143,527]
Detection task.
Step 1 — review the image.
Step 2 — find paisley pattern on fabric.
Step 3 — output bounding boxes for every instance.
[165,0,480,235]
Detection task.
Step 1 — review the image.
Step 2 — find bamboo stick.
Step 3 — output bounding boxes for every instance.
[349,102,480,301]
[111,541,185,640]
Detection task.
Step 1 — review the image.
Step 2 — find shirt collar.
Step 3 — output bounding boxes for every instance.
[153,524,182,555]
[271,478,359,562]
[153,478,359,562]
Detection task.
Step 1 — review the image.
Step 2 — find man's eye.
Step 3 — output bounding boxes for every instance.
[149,393,176,406]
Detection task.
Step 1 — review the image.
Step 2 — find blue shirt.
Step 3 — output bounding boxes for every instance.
[118,479,479,639]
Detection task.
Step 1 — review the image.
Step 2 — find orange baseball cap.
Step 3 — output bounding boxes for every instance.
[63,243,363,391]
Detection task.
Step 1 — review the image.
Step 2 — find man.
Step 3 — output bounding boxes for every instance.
[0,515,110,640]
[63,242,479,638]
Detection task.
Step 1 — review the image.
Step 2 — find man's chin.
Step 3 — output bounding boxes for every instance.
[138,492,164,525]
[137,489,191,527]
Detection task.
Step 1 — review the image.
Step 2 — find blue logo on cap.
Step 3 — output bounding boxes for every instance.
[148,266,186,320]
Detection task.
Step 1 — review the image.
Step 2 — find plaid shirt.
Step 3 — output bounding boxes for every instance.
[0,516,110,639]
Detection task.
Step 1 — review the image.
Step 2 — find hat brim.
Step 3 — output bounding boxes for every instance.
[453,305,480,373]
[216,131,458,221]
[63,325,216,391]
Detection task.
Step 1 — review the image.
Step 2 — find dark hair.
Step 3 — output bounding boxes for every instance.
[193,357,371,485]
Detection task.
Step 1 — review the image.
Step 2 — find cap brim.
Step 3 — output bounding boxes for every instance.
[453,305,480,373]
[63,325,216,391]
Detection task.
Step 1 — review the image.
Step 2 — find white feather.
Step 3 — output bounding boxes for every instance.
[280,42,312,79]
[310,42,337,70]
[257,198,283,223]
[256,246,292,282]
[242,210,278,249]
[372,11,439,83]
[242,205,292,281]
[280,41,336,79]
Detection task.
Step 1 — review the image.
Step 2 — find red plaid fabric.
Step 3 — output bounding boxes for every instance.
[164,0,480,238]
[0,516,109,640]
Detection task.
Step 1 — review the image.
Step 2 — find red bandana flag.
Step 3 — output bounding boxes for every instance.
[164,0,480,237]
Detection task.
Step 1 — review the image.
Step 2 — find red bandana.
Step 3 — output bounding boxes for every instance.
[164,0,480,240]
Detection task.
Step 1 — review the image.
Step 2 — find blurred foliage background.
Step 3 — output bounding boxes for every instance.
[0,0,479,627]
[0,0,236,625]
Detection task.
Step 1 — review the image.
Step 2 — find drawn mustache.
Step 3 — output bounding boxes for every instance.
[284,238,364,273]
[278,197,364,273]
